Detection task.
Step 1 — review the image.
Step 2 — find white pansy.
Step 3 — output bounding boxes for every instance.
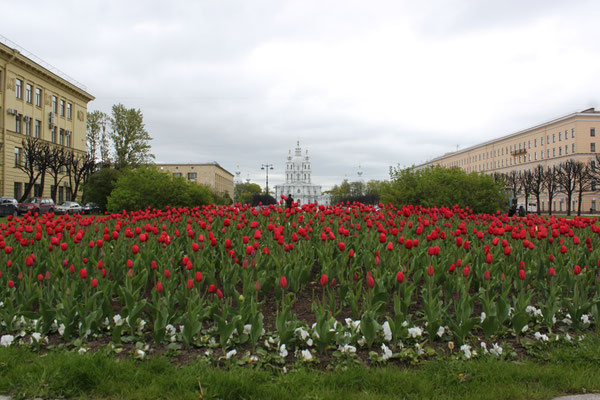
[138,319,146,331]
[382,321,392,342]
[480,312,487,323]
[306,338,313,347]
[225,349,237,359]
[491,343,503,356]
[264,340,270,348]
[460,344,472,359]
[243,324,252,335]
[581,314,590,324]
[407,326,422,338]
[381,344,393,360]
[249,355,259,362]
[437,326,445,338]
[565,333,572,342]
[415,343,424,356]
[113,314,123,327]
[534,332,549,342]
[279,344,288,358]
[521,324,529,333]
[552,315,557,325]
[525,306,536,315]
[480,342,488,353]
[401,320,409,327]
[357,336,366,346]
[165,324,177,336]
[339,344,356,354]
[78,347,87,355]
[301,349,313,361]
[135,349,146,359]
[58,324,65,336]
[30,332,42,343]
[0,335,14,347]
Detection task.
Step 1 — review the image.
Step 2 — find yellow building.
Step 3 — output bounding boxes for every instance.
[0,38,94,201]
[415,108,600,213]
[158,163,234,198]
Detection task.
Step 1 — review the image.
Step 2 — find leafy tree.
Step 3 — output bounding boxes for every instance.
[110,104,154,169]
[86,110,110,163]
[327,179,381,205]
[234,182,263,205]
[106,166,213,212]
[82,168,123,211]
[381,166,507,214]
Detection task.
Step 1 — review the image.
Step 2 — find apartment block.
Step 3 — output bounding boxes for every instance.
[0,37,94,201]
[158,163,234,198]
[415,108,600,213]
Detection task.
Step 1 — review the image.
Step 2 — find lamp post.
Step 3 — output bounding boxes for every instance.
[261,164,274,195]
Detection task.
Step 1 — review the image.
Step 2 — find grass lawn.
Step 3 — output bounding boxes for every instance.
[1,334,599,400]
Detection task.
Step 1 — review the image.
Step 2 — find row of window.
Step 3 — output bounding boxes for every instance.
[15,78,72,118]
[444,128,597,169]
[173,172,198,180]
[14,116,72,146]
[13,182,71,202]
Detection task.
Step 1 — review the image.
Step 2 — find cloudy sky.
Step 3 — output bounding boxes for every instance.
[3,0,600,189]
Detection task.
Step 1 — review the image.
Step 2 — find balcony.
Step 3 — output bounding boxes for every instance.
[511,148,527,156]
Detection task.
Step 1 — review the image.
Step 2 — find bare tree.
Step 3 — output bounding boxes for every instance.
[68,152,96,202]
[46,146,69,203]
[529,165,545,215]
[556,160,578,216]
[519,170,534,212]
[17,138,43,202]
[544,165,559,215]
[575,161,593,216]
[505,170,521,203]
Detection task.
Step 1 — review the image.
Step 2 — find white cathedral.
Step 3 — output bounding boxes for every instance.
[275,141,329,206]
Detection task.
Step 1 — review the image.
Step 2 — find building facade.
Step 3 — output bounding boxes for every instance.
[415,108,600,213]
[275,141,328,205]
[0,38,94,201]
[158,162,234,198]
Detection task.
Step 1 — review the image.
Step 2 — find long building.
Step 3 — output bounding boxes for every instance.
[157,162,234,199]
[415,108,600,213]
[0,37,95,201]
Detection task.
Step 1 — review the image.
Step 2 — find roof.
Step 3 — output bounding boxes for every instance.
[156,162,234,177]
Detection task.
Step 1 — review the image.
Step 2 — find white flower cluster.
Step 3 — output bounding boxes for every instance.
[525,306,543,318]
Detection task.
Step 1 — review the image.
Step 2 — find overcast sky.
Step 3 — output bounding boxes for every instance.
[4,0,600,190]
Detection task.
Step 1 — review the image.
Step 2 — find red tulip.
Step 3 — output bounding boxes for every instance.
[337,242,346,251]
[386,242,394,251]
[574,265,581,275]
[217,289,224,299]
[280,276,288,288]
[319,274,328,286]
[37,274,43,282]
[187,279,194,290]
[484,270,491,280]
[192,243,200,252]
[91,278,98,288]
[8,280,15,288]
[518,269,526,280]
[79,269,88,279]
[156,281,163,292]
[462,266,470,277]
[548,267,556,277]
[164,269,171,278]
[396,271,405,283]
[367,275,375,288]
[209,284,216,293]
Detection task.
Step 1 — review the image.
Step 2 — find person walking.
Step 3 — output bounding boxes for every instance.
[286,194,294,209]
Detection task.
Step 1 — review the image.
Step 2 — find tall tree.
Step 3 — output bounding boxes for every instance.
[519,170,534,212]
[505,170,521,202]
[87,110,110,164]
[544,166,559,215]
[110,104,154,169]
[556,160,578,216]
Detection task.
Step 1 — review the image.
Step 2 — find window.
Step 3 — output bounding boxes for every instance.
[559,147,562,156]
[559,132,562,141]
[565,145,568,154]
[52,96,57,113]
[34,184,42,197]
[66,131,71,147]
[592,128,596,137]
[534,152,537,160]
[51,127,57,143]
[14,147,21,167]
[35,88,42,107]
[59,129,64,145]
[15,114,21,133]
[35,120,41,138]
[187,172,197,180]
[534,138,537,147]
[67,103,72,119]
[572,143,576,153]
[14,182,22,200]
[541,137,544,145]
[541,150,544,159]
[592,200,597,211]
[572,128,575,138]
[58,187,64,203]
[547,149,550,158]
[60,100,65,116]
[173,172,182,178]
[25,84,32,103]
[16,78,23,99]
[591,143,596,152]
[25,118,31,136]
[553,133,555,143]
[553,148,556,157]
[547,135,550,143]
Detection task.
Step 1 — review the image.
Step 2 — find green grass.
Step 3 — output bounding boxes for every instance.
[1,336,600,399]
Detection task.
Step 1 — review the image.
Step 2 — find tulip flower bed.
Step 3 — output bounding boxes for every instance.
[0,203,599,365]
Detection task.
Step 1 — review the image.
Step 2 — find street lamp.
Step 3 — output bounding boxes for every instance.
[261,164,274,195]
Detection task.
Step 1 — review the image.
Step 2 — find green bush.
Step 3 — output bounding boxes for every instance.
[106,166,214,212]
[380,165,507,214]
[82,168,123,211]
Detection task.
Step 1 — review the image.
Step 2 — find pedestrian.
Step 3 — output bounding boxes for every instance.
[286,194,294,209]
